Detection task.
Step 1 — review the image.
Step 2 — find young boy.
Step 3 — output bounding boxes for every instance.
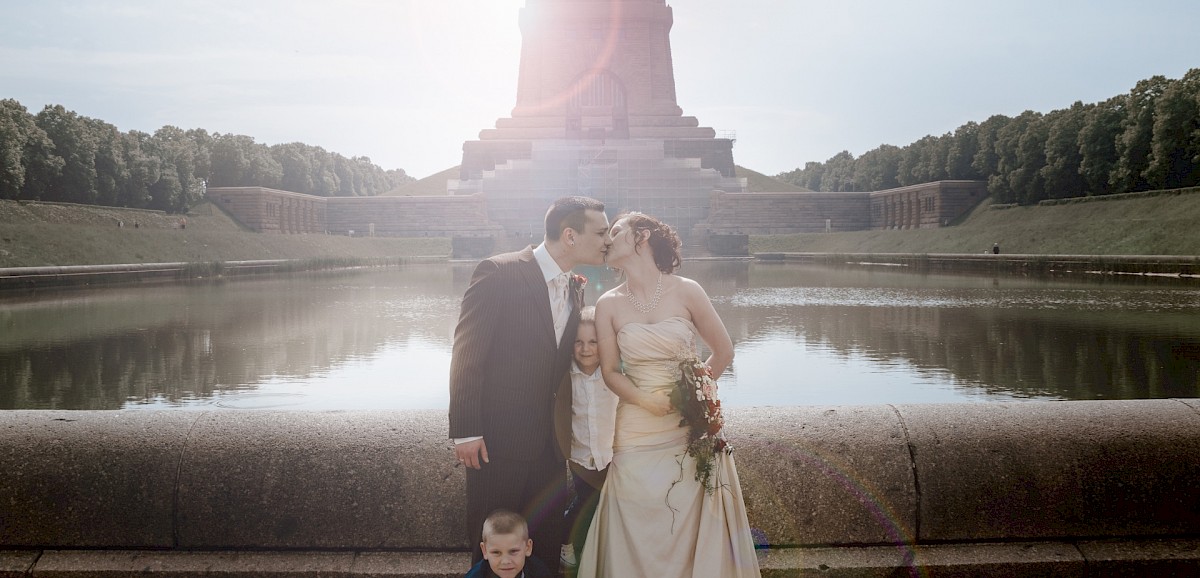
[465,509,552,578]
[554,306,619,568]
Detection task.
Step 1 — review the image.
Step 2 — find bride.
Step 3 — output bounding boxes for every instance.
[576,212,760,577]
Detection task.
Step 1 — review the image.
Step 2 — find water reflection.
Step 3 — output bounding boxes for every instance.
[1,262,1197,410]
[713,264,1200,403]
[0,268,462,410]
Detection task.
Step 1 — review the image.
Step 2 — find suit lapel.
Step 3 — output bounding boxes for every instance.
[518,246,556,346]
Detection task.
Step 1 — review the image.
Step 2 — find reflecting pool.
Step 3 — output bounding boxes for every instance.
[1,261,1197,410]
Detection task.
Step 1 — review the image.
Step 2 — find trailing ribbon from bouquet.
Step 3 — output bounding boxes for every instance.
[669,356,732,494]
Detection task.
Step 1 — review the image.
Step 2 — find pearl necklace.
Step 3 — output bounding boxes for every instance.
[627,273,663,313]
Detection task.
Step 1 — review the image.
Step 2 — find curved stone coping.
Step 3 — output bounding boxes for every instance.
[0,259,440,290]
[0,262,191,278]
[2,401,1199,552]
[757,252,1200,263]
[0,261,261,291]
[0,260,308,279]
[755,252,1200,277]
[5,539,1200,577]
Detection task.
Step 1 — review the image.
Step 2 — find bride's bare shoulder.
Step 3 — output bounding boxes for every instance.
[669,276,713,308]
[596,285,625,311]
[598,283,627,301]
[672,275,706,293]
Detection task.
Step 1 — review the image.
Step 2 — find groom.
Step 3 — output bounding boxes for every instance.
[449,196,610,572]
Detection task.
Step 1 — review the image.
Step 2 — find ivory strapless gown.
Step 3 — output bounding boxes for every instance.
[576,317,761,577]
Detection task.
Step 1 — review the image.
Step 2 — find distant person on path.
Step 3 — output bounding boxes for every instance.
[449,195,611,574]
[993,242,1000,255]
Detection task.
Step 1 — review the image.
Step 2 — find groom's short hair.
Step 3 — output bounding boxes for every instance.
[545,196,605,241]
[481,509,529,541]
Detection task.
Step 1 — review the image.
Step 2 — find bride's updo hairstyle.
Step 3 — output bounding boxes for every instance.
[622,212,681,274]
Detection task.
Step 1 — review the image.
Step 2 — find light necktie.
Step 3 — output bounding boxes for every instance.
[552,273,570,343]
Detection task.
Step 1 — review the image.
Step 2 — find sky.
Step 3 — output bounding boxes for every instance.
[1,0,1198,180]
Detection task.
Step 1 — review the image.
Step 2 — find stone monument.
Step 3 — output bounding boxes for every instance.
[208,1,989,256]
[450,0,746,245]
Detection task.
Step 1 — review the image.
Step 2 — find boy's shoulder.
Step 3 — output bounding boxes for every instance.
[463,555,552,578]
[523,554,553,577]
[463,558,489,578]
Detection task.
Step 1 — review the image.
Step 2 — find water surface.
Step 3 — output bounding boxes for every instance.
[1,261,1197,410]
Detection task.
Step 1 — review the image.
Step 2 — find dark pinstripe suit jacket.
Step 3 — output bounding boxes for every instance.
[448,246,582,461]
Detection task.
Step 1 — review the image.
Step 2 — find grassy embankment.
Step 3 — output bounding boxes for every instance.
[751,188,1200,256]
[3,183,1198,268]
[0,200,449,268]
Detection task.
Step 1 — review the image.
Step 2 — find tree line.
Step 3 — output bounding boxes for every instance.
[777,69,1200,204]
[1,100,414,213]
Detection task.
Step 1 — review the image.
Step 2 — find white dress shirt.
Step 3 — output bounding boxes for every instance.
[569,362,619,471]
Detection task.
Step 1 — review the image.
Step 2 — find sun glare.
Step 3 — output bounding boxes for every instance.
[401,1,525,111]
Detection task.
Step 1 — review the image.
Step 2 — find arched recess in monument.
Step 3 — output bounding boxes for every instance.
[566,69,629,139]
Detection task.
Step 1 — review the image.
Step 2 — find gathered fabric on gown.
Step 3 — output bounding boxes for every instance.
[576,317,761,578]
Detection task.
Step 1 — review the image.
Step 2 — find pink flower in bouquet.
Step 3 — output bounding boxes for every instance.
[669,356,732,493]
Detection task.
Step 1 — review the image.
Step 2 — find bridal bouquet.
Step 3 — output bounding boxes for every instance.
[670,356,732,493]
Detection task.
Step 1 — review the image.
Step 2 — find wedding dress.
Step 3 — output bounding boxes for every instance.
[576,316,761,577]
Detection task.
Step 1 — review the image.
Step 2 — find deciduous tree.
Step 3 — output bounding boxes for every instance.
[1112,75,1169,193]
[0,99,58,200]
[1077,96,1124,195]
[1040,102,1088,199]
[1145,68,1200,189]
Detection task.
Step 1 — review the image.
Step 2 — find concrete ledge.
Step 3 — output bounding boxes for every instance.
[31,551,466,578]
[176,411,460,550]
[2,401,1200,574]
[1076,538,1200,576]
[900,400,1200,541]
[10,540,1200,577]
[0,411,198,547]
[728,406,916,546]
[0,551,38,578]
[760,541,1084,577]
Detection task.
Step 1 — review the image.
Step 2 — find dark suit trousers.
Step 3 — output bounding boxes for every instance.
[466,440,567,573]
[565,465,606,562]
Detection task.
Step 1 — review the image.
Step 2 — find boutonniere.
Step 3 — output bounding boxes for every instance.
[571,273,588,288]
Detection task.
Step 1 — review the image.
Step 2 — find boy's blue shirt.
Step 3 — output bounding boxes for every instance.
[464,554,552,578]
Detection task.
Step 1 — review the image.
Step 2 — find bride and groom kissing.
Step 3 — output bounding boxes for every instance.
[449,196,760,577]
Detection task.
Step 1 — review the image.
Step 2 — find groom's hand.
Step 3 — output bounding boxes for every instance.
[456,438,489,470]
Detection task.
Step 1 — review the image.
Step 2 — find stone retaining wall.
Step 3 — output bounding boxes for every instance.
[208,182,989,253]
[868,181,990,230]
[324,195,501,239]
[2,401,1199,576]
[205,188,501,240]
[694,181,989,241]
[695,191,872,236]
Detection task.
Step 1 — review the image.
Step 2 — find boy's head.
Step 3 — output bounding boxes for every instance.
[480,509,532,578]
[573,306,599,374]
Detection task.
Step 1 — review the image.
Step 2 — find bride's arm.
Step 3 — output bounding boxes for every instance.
[681,278,734,379]
[596,293,673,417]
